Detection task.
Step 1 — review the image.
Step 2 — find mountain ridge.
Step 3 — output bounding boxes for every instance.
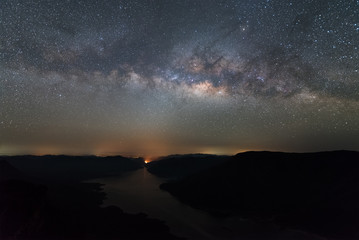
[160,150,359,239]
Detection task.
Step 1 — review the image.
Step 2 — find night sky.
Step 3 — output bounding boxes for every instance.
[1,0,359,157]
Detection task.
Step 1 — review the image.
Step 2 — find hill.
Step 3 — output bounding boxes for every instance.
[147,154,230,179]
[1,155,144,181]
[161,151,359,239]
[0,159,181,239]
[0,160,28,181]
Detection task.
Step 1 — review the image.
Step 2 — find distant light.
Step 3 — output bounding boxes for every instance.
[144,160,149,164]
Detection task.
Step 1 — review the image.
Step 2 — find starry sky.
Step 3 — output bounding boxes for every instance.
[1,0,359,157]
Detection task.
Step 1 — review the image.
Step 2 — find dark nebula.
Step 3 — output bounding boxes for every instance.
[1,0,358,156]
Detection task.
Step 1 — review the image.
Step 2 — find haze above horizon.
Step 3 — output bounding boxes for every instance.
[1,0,358,156]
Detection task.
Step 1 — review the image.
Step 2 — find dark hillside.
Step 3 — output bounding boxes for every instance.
[161,151,359,239]
[0,159,182,240]
[147,154,230,179]
[2,155,144,181]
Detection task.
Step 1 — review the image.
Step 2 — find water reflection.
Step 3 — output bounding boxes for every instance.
[95,168,225,239]
[93,168,324,240]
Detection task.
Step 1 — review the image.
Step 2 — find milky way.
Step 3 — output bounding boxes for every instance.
[1,0,359,156]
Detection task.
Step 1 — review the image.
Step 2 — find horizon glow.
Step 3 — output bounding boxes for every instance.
[1,1,358,157]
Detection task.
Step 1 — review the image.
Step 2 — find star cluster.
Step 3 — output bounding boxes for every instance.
[1,0,358,156]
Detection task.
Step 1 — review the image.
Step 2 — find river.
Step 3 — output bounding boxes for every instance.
[91,168,326,240]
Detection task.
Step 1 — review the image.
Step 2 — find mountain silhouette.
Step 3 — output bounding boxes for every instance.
[0,158,182,239]
[2,155,144,182]
[0,160,28,181]
[147,154,229,179]
[160,151,359,239]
